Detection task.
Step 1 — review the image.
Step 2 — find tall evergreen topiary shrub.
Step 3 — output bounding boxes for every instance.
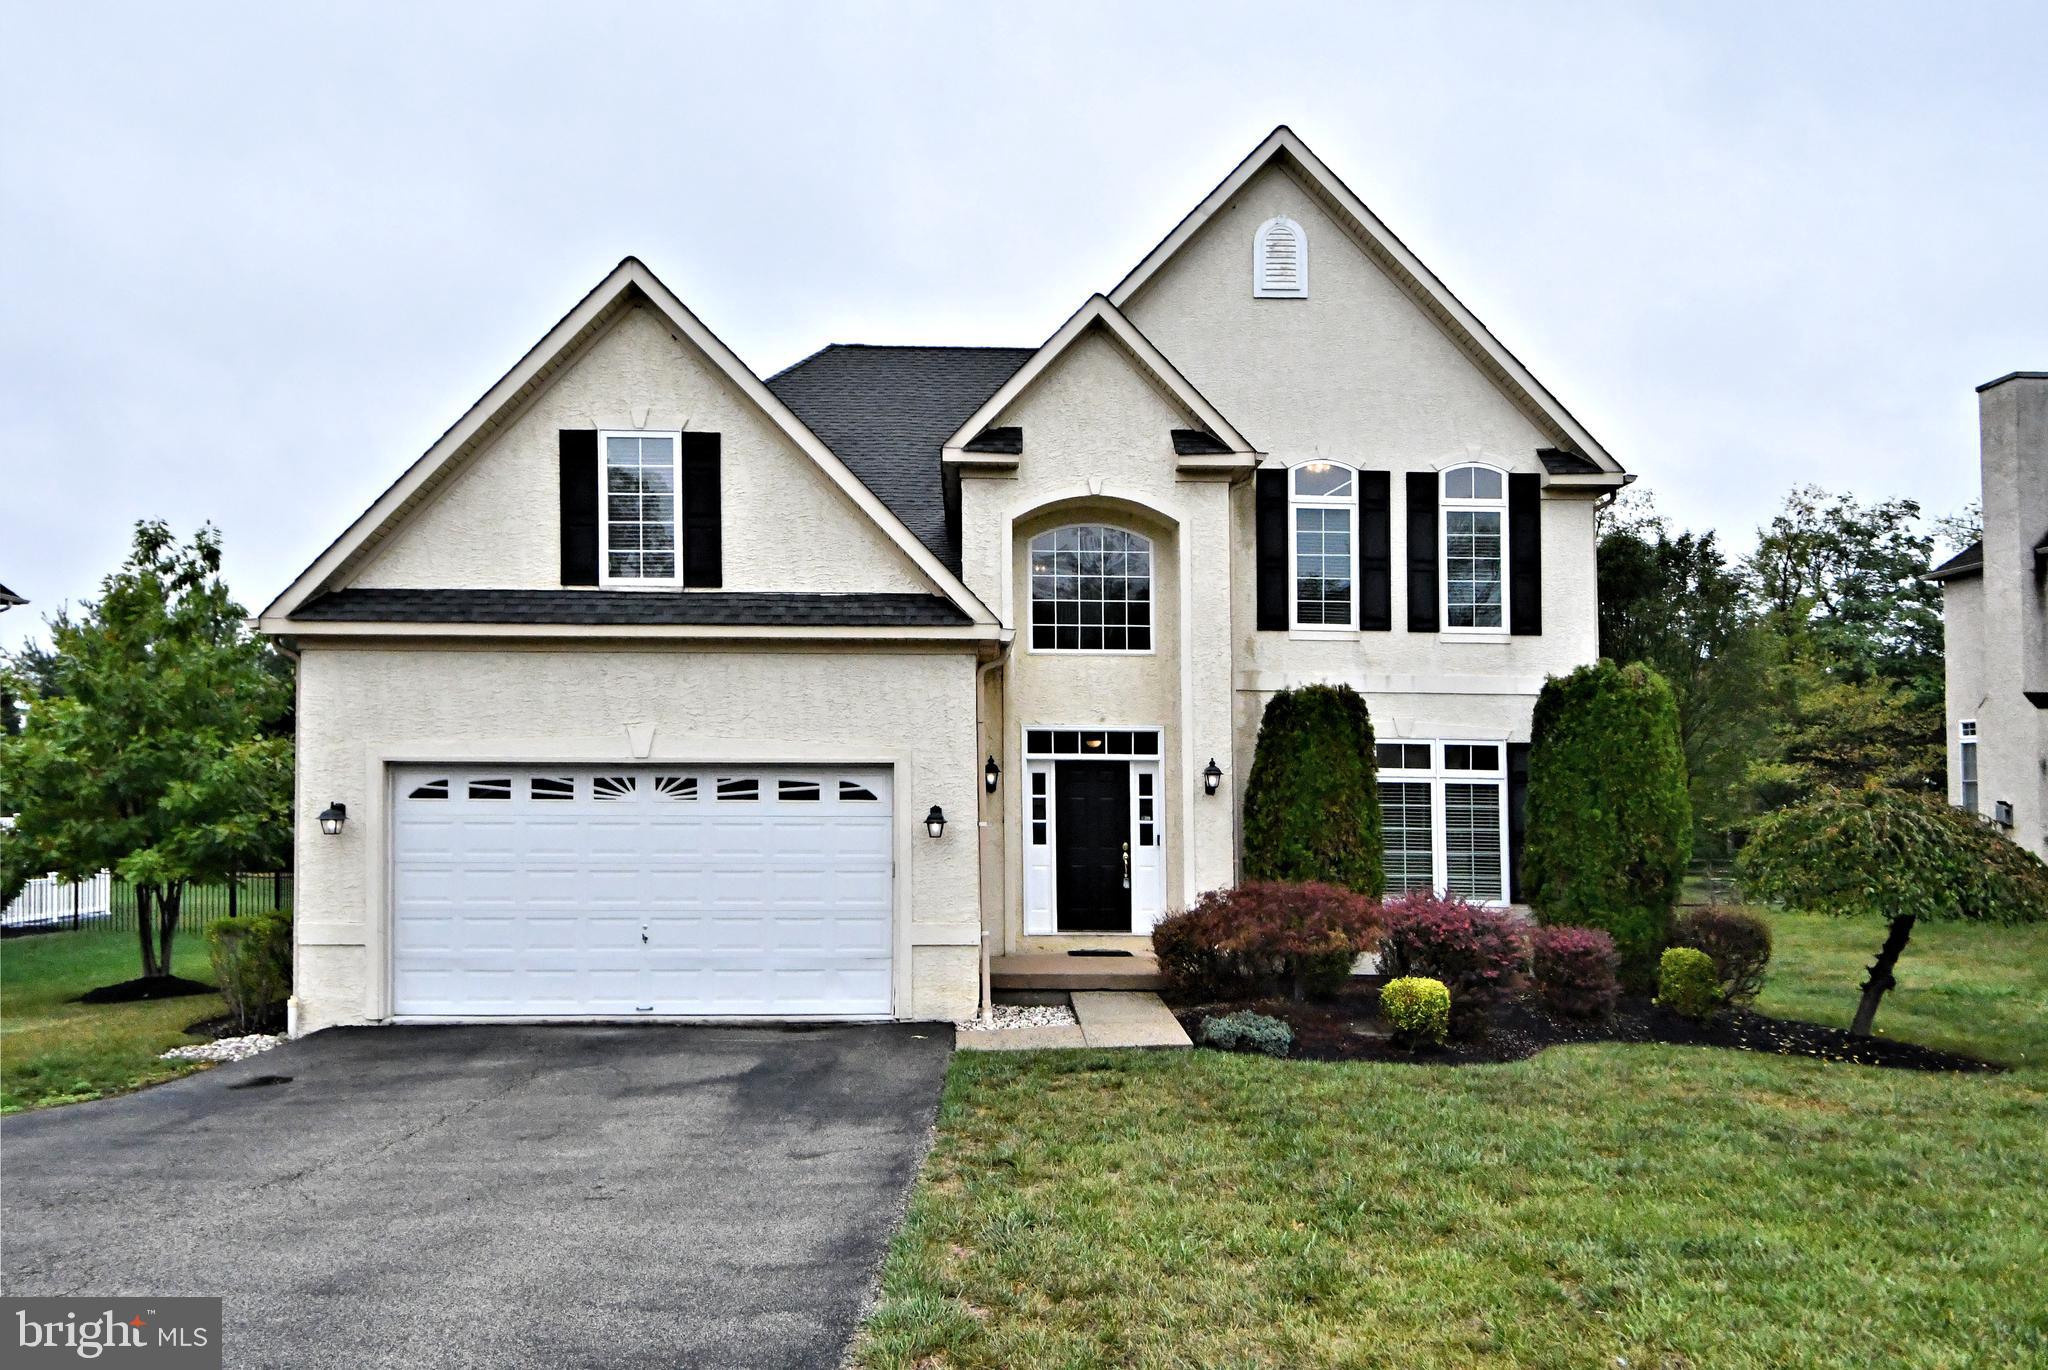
[1241,685,1383,895]
[1523,660,1692,989]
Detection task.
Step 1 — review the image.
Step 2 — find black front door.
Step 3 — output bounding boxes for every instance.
[1055,761,1131,931]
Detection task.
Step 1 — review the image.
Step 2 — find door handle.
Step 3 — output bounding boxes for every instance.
[1122,841,1131,889]
[641,925,649,944]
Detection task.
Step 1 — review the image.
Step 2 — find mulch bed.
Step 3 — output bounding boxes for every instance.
[77,974,216,1004]
[1172,982,2002,1073]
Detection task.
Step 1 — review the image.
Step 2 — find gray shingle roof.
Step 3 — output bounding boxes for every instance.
[293,588,970,627]
[1929,540,1984,581]
[962,426,1023,454]
[0,583,23,608]
[1171,429,1231,456]
[1536,447,1603,476]
[766,345,1035,570]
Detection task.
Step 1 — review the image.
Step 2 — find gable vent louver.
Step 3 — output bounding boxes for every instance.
[1254,216,1308,298]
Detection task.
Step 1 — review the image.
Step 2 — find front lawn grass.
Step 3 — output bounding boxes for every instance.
[0,926,223,1113]
[855,913,2048,1369]
[1754,909,2048,1070]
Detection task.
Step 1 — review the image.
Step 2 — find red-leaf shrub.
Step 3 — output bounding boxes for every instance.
[1152,881,1382,1001]
[1377,892,1529,1034]
[1530,925,1620,1020]
[1671,906,1772,1005]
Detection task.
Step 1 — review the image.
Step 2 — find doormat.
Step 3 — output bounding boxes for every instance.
[1067,949,1135,958]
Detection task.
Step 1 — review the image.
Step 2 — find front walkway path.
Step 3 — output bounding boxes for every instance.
[957,991,1190,1052]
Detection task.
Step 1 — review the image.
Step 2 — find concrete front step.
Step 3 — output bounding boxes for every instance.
[1071,991,1190,1048]
[989,952,1164,993]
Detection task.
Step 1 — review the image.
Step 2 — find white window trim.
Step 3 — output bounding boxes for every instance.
[1288,461,1359,633]
[597,429,683,589]
[1376,738,1510,906]
[1440,463,1510,634]
[1958,720,1979,815]
[1025,525,1157,656]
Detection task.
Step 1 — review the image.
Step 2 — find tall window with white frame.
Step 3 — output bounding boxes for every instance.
[1028,525,1152,652]
[1441,464,1507,630]
[1375,740,1509,903]
[601,431,679,583]
[1291,462,1355,628]
[1958,720,1979,814]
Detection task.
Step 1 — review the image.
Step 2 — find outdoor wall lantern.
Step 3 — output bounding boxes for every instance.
[984,755,1001,793]
[924,805,948,839]
[1202,759,1223,796]
[317,802,348,836]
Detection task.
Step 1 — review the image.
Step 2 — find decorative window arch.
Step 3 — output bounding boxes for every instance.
[1254,216,1308,298]
[1028,525,1153,652]
[1441,463,1508,630]
[1290,462,1356,628]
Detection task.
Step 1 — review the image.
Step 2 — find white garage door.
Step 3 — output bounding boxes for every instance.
[390,764,893,1017]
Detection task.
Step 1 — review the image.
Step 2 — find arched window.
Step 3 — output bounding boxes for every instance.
[1291,462,1355,628]
[1029,525,1153,652]
[1441,464,1507,630]
[1254,216,1308,298]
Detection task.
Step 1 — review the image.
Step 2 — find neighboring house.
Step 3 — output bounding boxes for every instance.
[0,584,23,612]
[258,127,1630,1033]
[1928,371,2048,859]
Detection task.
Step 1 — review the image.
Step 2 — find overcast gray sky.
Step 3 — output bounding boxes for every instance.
[4,1,2041,633]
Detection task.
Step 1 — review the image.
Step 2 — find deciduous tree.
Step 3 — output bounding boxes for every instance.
[0,523,292,983]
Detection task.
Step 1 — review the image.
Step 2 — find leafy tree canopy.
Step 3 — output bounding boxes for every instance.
[0,522,292,979]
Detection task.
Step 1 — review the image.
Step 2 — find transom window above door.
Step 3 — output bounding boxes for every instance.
[1441,464,1507,630]
[1029,525,1153,652]
[1292,462,1355,628]
[601,431,679,583]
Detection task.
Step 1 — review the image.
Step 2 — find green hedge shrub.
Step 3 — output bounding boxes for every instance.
[1152,881,1381,1001]
[1655,947,1722,1021]
[1380,976,1450,1047]
[1672,906,1772,1005]
[209,908,293,1033]
[1524,660,1692,990]
[1198,1010,1293,1057]
[1241,685,1383,895]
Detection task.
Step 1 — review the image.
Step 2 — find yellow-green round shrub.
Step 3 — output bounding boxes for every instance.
[1379,976,1450,1047]
[1655,946,1722,1021]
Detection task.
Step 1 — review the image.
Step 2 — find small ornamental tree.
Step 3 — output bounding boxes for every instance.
[1737,785,2048,1036]
[0,522,293,984]
[1523,660,1692,988]
[1241,685,1383,895]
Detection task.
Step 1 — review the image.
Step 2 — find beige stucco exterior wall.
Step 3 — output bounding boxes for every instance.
[290,641,982,1031]
[1120,161,1604,767]
[1943,375,2048,859]
[957,328,1241,948]
[351,304,931,595]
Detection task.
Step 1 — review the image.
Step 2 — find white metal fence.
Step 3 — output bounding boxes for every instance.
[2,870,113,930]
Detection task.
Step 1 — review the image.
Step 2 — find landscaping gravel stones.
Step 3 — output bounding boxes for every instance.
[161,1034,284,1064]
[956,1003,1077,1032]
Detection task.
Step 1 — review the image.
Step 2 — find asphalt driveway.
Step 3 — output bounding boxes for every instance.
[0,1023,953,1369]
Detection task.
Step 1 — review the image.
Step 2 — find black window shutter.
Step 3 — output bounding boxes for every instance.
[1255,469,1288,630]
[1509,472,1543,636]
[1358,471,1391,630]
[1507,742,1532,901]
[1405,471,1439,632]
[559,430,599,586]
[680,432,722,588]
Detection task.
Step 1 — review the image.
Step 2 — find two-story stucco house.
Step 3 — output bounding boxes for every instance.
[1928,371,2048,859]
[259,128,1630,1033]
